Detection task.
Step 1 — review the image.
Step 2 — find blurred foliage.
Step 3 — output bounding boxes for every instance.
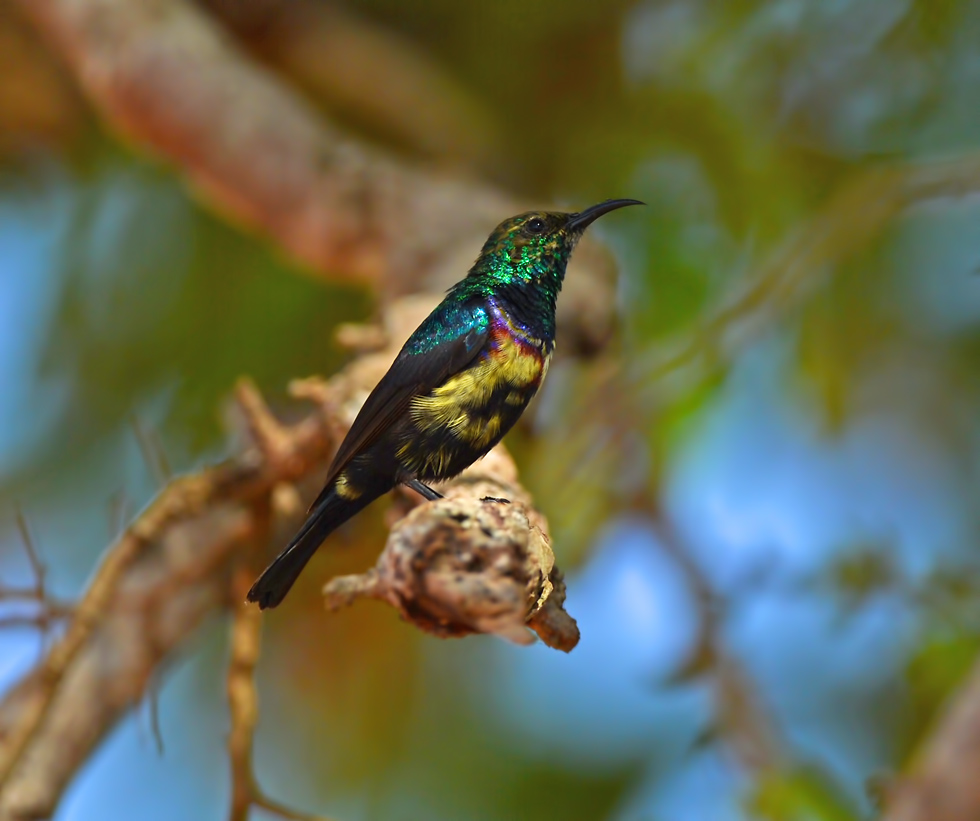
[1,141,369,488]
[2,0,980,819]
[748,768,857,821]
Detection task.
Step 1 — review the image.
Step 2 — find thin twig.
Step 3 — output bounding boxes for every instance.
[145,670,165,757]
[13,507,44,588]
[0,588,52,604]
[107,489,132,540]
[130,414,172,487]
[649,521,783,774]
[7,507,68,656]
[0,614,70,631]
[227,566,336,821]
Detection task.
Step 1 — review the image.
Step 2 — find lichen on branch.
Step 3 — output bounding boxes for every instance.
[324,449,579,652]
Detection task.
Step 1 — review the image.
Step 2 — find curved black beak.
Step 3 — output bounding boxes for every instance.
[567,198,644,232]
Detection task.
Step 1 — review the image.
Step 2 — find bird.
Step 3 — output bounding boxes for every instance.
[247,198,643,609]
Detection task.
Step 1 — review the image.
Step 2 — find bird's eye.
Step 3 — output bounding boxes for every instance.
[525,217,546,235]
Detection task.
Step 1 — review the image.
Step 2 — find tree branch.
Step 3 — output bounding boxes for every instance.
[0,295,566,820]
[12,0,619,354]
[882,656,980,821]
[9,3,980,819]
[200,0,502,169]
[0,512,70,641]
[0,367,338,818]
[227,565,336,821]
[325,447,580,652]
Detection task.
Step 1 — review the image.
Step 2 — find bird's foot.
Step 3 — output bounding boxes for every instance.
[405,478,443,501]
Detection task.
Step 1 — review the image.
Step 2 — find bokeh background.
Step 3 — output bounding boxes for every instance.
[2,0,980,819]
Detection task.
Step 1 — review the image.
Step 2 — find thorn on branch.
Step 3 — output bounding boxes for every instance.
[0,508,72,640]
[288,377,348,446]
[235,378,296,472]
[144,669,166,757]
[108,489,133,540]
[14,505,46,603]
[130,414,173,486]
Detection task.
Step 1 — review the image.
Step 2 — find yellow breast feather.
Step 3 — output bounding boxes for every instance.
[410,333,544,426]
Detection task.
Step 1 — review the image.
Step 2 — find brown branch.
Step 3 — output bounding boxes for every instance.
[227,566,335,821]
[0,295,558,820]
[226,567,262,821]
[0,509,68,640]
[11,4,980,818]
[0,371,338,819]
[0,613,71,631]
[201,0,502,169]
[12,510,45,603]
[0,504,257,820]
[12,0,619,355]
[324,447,580,652]
[881,656,980,821]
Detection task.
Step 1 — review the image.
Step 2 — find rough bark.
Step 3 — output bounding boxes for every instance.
[0,296,574,821]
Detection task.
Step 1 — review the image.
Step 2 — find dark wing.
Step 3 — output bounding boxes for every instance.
[310,321,488,511]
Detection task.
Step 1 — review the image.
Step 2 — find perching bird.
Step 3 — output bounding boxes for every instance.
[247,199,642,609]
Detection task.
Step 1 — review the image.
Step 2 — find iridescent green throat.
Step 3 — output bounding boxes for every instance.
[451,230,577,341]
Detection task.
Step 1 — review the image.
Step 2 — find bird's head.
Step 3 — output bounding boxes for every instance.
[469,199,643,292]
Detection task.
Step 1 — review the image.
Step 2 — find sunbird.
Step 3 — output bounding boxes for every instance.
[247,199,642,609]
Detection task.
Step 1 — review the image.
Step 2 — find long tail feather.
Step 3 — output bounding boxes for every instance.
[246,485,378,609]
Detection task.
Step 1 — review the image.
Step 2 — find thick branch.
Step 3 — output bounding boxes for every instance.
[10,5,980,818]
[0,505,256,820]
[13,0,618,353]
[0,295,557,820]
[325,448,580,651]
[201,0,502,169]
[11,0,485,284]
